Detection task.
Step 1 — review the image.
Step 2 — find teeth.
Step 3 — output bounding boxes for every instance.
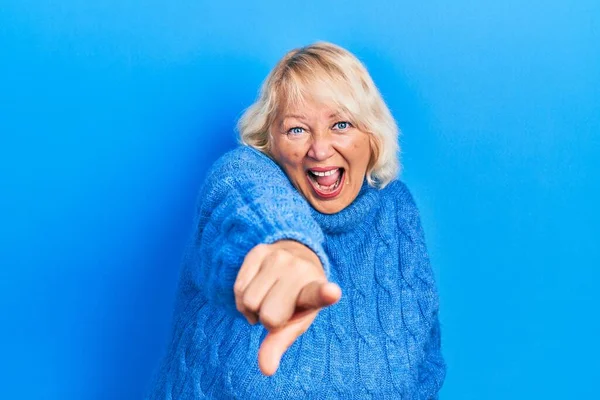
[314,179,341,191]
[311,168,339,176]
[307,168,344,194]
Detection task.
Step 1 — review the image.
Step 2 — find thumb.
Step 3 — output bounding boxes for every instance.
[296,280,342,310]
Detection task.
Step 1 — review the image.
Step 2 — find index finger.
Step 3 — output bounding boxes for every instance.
[258,308,319,376]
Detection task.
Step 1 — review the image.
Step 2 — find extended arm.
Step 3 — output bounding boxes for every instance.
[182,146,330,317]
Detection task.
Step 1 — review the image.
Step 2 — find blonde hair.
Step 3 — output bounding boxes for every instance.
[237,41,401,188]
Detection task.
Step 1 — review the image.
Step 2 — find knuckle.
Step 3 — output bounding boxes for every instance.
[245,244,267,262]
[242,295,260,313]
[294,260,311,274]
[294,260,320,279]
[254,243,270,257]
[233,283,244,297]
[270,248,291,263]
[259,312,280,330]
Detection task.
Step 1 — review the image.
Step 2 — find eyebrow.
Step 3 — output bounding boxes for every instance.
[281,112,342,121]
[282,114,307,120]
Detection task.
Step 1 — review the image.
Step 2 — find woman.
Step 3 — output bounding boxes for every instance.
[148,42,446,399]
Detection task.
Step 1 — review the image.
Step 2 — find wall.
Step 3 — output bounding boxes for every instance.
[1,1,598,398]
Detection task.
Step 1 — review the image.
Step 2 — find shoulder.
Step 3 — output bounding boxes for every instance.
[377,179,424,233]
[203,145,289,190]
[209,145,280,176]
[378,179,418,210]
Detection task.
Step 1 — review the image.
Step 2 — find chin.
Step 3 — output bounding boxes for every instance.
[308,199,347,214]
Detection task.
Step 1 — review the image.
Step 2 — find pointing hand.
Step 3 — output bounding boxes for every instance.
[233,241,342,376]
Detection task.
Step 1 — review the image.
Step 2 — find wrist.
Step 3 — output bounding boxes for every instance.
[272,239,322,269]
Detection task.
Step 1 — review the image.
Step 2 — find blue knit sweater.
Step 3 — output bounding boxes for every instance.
[147,146,446,399]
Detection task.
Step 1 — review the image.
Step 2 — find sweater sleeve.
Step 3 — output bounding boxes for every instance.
[395,182,447,399]
[183,145,330,317]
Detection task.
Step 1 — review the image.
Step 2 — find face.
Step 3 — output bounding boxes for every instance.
[269,98,372,214]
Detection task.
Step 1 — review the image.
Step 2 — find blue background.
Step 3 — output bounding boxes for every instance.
[1,1,599,399]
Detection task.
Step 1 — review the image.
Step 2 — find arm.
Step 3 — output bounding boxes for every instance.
[395,182,447,399]
[183,146,330,317]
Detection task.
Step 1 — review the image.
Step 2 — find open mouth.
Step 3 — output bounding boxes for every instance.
[306,167,345,199]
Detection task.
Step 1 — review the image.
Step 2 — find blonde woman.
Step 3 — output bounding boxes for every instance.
[148,42,446,399]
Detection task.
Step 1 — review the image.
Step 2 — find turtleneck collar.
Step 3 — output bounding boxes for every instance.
[309,180,381,234]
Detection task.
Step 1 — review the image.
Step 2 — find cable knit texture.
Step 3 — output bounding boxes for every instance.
[146,146,446,399]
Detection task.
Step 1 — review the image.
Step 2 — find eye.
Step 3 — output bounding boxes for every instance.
[287,126,306,136]
[333,121,353,131]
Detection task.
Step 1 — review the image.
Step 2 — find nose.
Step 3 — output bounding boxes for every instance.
[307,130,335,161]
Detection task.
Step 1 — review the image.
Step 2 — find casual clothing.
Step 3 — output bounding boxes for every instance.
[147,146,446,399]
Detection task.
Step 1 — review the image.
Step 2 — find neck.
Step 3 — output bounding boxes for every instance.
[309,181,380,234]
